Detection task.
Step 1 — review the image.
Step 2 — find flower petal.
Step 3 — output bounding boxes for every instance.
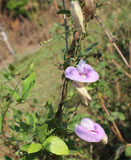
[65,60,99,83]
[84,64,99,82]
[75,118,107,143]
[77,63,99,82]
[93,123,106,140]
[75,124,101,142]
[80,118,95,131]
[65,66,84,82]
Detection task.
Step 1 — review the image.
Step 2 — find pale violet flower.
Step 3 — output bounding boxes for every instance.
[65,60,99,105]
[75,118,108,144]
[65,60,99,83]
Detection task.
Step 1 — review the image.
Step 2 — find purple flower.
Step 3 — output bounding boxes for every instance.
[65,60,99,83]
[75,118,108,143]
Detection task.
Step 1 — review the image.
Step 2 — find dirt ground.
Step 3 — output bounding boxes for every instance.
[0,5,61,70]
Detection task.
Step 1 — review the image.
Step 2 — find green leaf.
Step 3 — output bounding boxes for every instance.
[20,132,33,142]
[67,114,90,130]
[20,144,30,152]
[20,121,32,131]
[0,115,2,134]
[25,113,35,126]
[108,115,117,122]
[43,136,69,155]
[8,64,15,71]
[28,143,42,154]
[22,72,36,99]
[111,112,125,121]
[37,124,48,142]
[57,9,70,16]
[3,156,13,160]
[82,42,99,55]
[125,145,131,157]
[13,91,20,101]
[44,100,54,119]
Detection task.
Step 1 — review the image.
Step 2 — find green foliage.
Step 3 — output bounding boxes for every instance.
[28,143,43,154]
[37,124,48,142]
[125,145,131,157]
[57,9,71,17]
[43,136,69,155]
[22,72,36,100]
[0,1,130,159]
[7,0,28,17]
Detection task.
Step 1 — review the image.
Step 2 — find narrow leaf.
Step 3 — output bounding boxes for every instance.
[57,9,70,16]
[22,72,36,99]
[37,124,48,142]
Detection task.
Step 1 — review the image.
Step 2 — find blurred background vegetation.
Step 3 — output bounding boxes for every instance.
[0,0,131,159]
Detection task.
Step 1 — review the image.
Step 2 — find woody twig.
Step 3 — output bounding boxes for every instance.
[97,92,126,143]
[95,15,130,69]
[0,22,16,58]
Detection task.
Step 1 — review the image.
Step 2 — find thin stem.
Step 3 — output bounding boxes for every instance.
[95,15,130,69]
[126,25,131,67]
[68,101,81,122]
[62,0,68,52]
[115,80,121,98]
[55,77,68,118]
[1,60,33,134]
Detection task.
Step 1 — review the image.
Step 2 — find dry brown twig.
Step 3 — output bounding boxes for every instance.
[112,59,131,79]
[115,80,121,98]
[126,24,131,68]
[0,22,16,58]
[95,15,130,69]
[53,0,64,24]
[97,92,126,143]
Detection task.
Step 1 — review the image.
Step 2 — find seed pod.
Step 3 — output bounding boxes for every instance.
[74,81,92,106]
[84,0,96,22]
[70,1,85,33]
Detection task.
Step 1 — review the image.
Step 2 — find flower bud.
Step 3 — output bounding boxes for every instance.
[101,134,108,144]
[74,81,92,106]
[83,0,96,22]
[70,1,85,33]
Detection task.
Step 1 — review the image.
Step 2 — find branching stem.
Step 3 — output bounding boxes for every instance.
[95,15,130,69]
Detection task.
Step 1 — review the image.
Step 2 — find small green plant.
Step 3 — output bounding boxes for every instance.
[0,0,130,160]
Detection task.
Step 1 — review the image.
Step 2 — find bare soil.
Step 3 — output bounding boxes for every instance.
[0,5,61,69]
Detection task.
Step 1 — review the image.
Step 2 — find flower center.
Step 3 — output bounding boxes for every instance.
[79,73,88,79]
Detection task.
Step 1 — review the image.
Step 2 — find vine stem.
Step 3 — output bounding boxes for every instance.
[97,92,126,143]
[62,0,68,52]
[95,15,130,69]
[55,77,68,118]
